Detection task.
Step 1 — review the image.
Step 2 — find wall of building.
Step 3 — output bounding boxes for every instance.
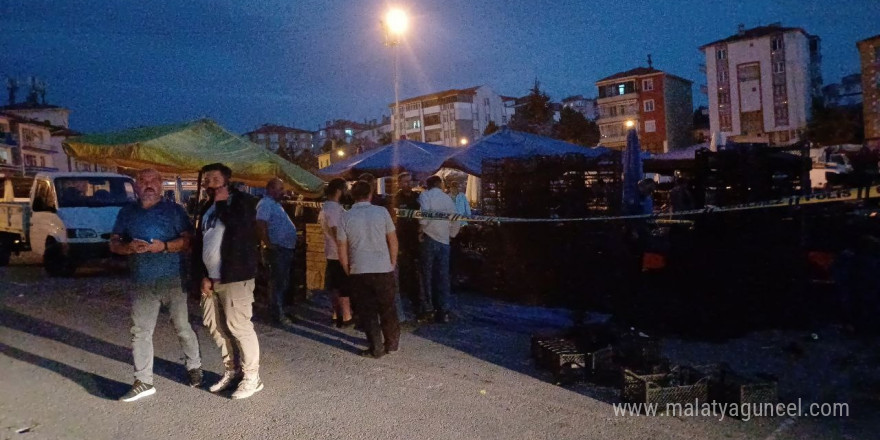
[664,77,695,151]
[637,74,667,153]
[705,30,816,145]
[859,37,880,147]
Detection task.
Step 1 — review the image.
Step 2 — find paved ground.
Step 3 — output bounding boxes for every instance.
[1,257,878,440]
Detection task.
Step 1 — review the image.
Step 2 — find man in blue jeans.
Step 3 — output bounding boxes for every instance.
[257,178,297,327]
[110,168,202,402]
[417,176,460,324]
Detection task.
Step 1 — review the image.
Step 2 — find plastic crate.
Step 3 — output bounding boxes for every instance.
[621,366,709,409]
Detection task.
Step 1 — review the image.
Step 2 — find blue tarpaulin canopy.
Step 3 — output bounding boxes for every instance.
[317,139,459,180]
[442,127,611,177]
[621,128,645,214]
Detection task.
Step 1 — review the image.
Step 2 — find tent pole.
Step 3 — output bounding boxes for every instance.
[194,170,203,227]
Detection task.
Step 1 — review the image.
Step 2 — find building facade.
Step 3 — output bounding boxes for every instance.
[0,112,82,175]
[390,86,507,147]
[244,124,314,154]
[561,95,599,120]
[857,35,880,148]
[701,23,822,146]
[822,74,863,108]
[595,67,693,153]
[312,119,371,151]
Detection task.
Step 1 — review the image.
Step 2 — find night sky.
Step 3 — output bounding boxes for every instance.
[2,0,878,134]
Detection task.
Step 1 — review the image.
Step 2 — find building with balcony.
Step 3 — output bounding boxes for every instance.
[0,112,82,175]
[595,66,693,153]
[313,119,372,151]
[390,86,507,147]
[858,34,880,148]
[700,23,822,146]
[245,124,314,154]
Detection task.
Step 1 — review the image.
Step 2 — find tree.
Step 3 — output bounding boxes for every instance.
[806,98,864,146]
[321,139,333,153]
[508,79,554,136]
[291,148,319,172]
[483,120,500,136]
[554,107,600,146]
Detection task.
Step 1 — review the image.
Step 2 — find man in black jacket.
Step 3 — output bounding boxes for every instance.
[194,163,263,399]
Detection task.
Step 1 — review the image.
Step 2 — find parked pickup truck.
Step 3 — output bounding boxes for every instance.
[0,172,136,275]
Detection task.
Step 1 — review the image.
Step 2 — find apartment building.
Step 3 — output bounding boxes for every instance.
[245,124,314,154]
[595,67,693,153]
[857,34,880,148]
[390,86,507,147]
[701,23,822,146]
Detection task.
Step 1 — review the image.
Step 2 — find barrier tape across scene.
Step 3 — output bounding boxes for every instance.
[282,186,880,225]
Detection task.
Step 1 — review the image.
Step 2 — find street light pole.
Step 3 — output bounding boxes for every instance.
[383,8,408,143]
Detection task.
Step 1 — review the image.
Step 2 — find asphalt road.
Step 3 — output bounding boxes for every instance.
[0,259,876,440]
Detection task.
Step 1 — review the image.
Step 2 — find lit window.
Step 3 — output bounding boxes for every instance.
[345,129,353,136]
[643,100,655,112]
[618,84,626,95]
[645,120,656,133]
[642,79,654,91]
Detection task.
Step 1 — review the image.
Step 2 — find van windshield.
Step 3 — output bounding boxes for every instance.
[55,177,136,208]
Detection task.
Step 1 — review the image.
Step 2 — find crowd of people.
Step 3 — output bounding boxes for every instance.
[109,164,470,402]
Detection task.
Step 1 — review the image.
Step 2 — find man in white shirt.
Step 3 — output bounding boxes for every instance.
[318,178,352,327]
[256,178,297,327]
[337,180,400,358]
[417,176,460,324]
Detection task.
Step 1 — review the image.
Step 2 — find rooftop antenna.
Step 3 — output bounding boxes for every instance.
[647,54,653,69]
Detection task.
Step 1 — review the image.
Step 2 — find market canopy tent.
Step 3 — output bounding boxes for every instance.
[317,139,459,180]
[63,119,325,196]
[442,127,612,177]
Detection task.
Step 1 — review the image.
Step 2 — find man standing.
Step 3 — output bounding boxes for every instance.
[319,178,352,327]
[257,178,297,327]
[337,181,400,358]
[393,172,420,323]
[110,168,201,402]
[417,176,460,324]
[195,163,263,399]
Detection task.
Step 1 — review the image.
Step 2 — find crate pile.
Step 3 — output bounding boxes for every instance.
[531,324,778,413]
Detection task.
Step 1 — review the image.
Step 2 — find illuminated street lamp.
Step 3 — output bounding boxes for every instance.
[337,149,346,157]
[382,8,408,142]
[625,120,635,128]
[459,137,469,146]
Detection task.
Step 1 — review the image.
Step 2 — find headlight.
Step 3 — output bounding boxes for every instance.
[67,228,98,239]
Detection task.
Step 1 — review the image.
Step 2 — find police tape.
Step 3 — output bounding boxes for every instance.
[282,186,879,224]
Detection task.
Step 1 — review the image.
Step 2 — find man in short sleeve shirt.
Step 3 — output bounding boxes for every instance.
[256,178,297,326]
[110,168,201,402]
[337,180,400,358]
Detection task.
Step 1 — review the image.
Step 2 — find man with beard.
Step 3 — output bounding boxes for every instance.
[393,172,420,324]
[110,168,202,402]
[194,163,263,399]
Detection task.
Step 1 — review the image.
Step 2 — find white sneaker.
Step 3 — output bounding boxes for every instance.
[231,377,264,400]
[209,370,242,393]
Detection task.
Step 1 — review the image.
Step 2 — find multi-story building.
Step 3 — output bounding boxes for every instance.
[822,74,862,108]
[701,23,822,146]
[0,111,82,175]
[390,86,507,147]
[857,34,880,148]
[561,95,599,120]
[245,124,314,154]
[312,119,371,151]
[595,66,693,153]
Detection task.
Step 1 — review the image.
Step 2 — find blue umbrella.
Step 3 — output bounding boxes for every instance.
[317,139,459,180]
[621,128,644,214]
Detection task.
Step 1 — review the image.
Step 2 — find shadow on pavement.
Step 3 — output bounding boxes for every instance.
[0,307,221,397]
[406,292,617,402]
[0,342,129,400]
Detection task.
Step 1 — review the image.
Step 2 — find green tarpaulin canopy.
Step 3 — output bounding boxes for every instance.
[63,119,325,196]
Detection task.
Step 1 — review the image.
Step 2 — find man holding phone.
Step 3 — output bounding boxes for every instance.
[110,168,202,402]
